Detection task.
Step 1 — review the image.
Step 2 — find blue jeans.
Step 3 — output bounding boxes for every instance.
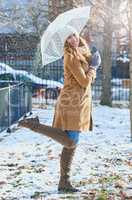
[65,130,80,144]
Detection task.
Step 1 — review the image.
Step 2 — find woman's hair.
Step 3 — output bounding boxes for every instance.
[64,34,92,64]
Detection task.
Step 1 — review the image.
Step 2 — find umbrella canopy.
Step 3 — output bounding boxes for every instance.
[41,6,91,66]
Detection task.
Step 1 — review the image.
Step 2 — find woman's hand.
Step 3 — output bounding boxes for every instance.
[91,51,101,70]
[86,67,96,83]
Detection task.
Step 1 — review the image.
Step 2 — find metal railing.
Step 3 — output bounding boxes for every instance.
[0,50,130,107]
[0,82,32,133]
[32,64,130,105]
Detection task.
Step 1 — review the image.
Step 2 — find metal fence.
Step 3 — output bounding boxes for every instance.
[0,50,130,107]
[0,82,32,133]
[32,62,130,105]
[0,50,35,72]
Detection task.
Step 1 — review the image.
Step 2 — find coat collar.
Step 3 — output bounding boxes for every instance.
[64,36,91,64]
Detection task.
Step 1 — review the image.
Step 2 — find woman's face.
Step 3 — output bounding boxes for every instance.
[66,33,79,48]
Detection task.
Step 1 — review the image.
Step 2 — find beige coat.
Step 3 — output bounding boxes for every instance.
[52,36,96,132]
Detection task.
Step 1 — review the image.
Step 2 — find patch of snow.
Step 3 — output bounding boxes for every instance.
[117,56,130,63]
[0,104,131,199]
[111,78,123,86]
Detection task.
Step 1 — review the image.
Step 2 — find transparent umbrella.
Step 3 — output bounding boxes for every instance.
[41,6,91,66]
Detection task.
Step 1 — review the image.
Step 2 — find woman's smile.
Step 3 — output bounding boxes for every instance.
[66,33,79,48]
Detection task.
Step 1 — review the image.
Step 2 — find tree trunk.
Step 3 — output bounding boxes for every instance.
[100,0,113,106]
[48,0,84,22]
[129,0,132,140]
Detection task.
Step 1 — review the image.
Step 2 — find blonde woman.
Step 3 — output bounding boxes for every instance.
[19,32,96,193]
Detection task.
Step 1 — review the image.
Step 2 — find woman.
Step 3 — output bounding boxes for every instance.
[18,32,96,193]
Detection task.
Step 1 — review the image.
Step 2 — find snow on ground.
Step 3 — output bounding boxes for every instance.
[0,104,131,200]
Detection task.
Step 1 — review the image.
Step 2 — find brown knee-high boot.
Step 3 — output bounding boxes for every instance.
[58,146,79,193]
[18,117,76,149]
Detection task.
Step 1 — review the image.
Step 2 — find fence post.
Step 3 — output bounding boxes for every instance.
[18,84,20,119]
[7,85,11,133]
[27,83,32,115]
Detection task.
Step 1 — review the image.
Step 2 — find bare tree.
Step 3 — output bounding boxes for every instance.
[26,0,49,37]
[0,0,48,38]
[94,0,123,106]
[98,0,112,106]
